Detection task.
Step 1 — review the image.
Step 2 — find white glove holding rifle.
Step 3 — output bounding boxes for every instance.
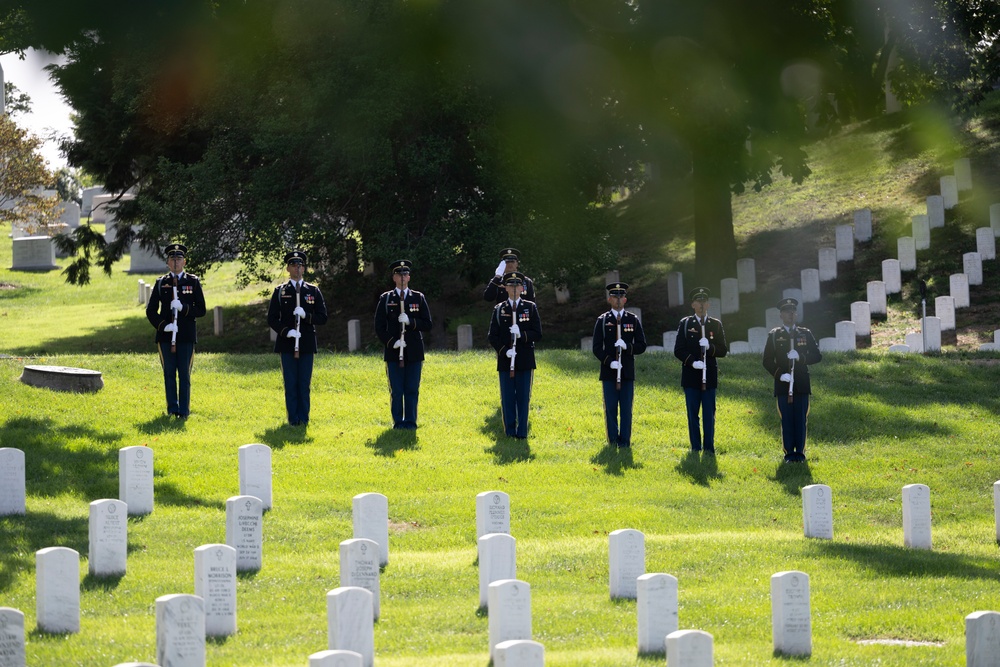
[505,349,516,359]
[163,323,178,333]
[397,312,410,325]
[692,360,705,370]
[286,329,301,339]
[393,339,407,349]
[780,373,792,383]
[699,337,710,349]
[293,306,306,319]
[610,360,622,370]
[787,349,799,360]
[509,323,521,339]
[170,298,183,313]
[614,338,627,350]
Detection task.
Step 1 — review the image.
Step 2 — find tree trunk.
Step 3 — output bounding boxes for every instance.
[692,151,737,290]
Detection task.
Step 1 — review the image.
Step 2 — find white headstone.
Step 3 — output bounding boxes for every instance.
[0,607,26,667]
[119,446,154,516]
[867,281,887,316]
[662,331,677,350]
[580,336,593,352]
[457,324,473,351]
[137,279,146,304]
[991,203,1000,237]
[977,228,996,261]
[850,302,871,337]
[666,629,713,667]
[728,341,751,354]
[348,319,362,352]
[667,272,684,308]
[213,305,223,336]
[905,332,924,353]
[605,270,619,286]
[308,650,364,667]
[720,278,739,314]
[554,285,570,304]
[902,483,932,549]
[853,209,873,242]
[339,539,380,621]
[800,269,820,303]
[487,579,532,660]
[326,587,374,667]
[707,298,722,322]
[941,175,959,209]
[58,201,81,229]
[155,594,205,667]
[897,237,916,272]
[479,533,516,609]
[964,252,983,286]
[966,611,1000,667]
[238,444,272,511]
[494,640,544,667]
[888,344,911,353]
[927,195,945,229]
[995,481,1000,543]
[765,308,781,330]
[609,529,645,600]
[736,258,756,293]
[352,492,389,567]
[818,337,840,353]
[835,321,856,352]
[0,448,26,516]
[225,495,263,571]
[771,571,811,656]
[11,237,56,271]
[81,186,105,217]
[802,485,833,540]
[933,296,955,331]
[835,224,854,261]
[950,273,970,308]
[955,158,972,191]
[476,491,510,538]
[912,215,930,250]
[88,499,127,576]
[818,247,837,281]
[35,547,80,634]
[748,327,768,354]
[91,194,115,225]
[194,544,237,637]
[128,241,163,274]
[881,259,901,295]
[636,573,678,655]
[995,330,1000,345]
[922,316,942,353]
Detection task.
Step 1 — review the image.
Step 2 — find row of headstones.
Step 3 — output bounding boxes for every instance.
[10,234,161,273]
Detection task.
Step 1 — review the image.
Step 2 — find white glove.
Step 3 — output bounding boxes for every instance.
[610,360,622,370]
[692,360,705,370]
[699,337,710,349]
[787,349,800,360]
[163,323,178,333]
[780,373,792,383]
[398,312,410,325]
[495,260,507,277]
[293,306,306,319]
[509,323,521,338]
[286,329,301,339]
[393,339,406,349]
[506,348,516,358]
[170,299,183,313]
[614,338,627,350]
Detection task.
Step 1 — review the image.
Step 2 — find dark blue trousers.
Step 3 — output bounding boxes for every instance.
[684,387,717,451]
[776,394,810,461]
[280,351,314,425]
[602,380,635,446]
[386,361,422,428]
[158,341,194,417]
[499,371,533,438]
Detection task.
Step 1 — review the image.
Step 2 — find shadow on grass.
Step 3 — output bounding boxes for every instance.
[137,414,189,435]
[0,510,87,593]
[478,408,535,464]
[590,444,642,477]
[365,428,418,457]
[674,450,723,487]
[257,423,313,450]
[769,461,814,496]
[82,572,125,591]
[814,541,1000,581]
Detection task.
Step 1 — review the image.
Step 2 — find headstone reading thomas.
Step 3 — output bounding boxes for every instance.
[339,539,381,621]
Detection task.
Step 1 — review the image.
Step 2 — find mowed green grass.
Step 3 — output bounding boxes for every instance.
[2,346,1000,666]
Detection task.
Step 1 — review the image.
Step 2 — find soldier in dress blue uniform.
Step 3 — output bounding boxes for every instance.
[592,282,647,448]
[674,287,728,453]
[487,271,542,439]
[762,298,822,462]
[483,248,536,303]
[267,250,329,426]
[145,243,207,419]
[374,260,433,429]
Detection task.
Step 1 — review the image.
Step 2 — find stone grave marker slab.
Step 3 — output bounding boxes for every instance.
[707,298,722,322]
[555,286,570,304]
[35,547,80,633]
[836,321,856,352]
[340,539,380,621]
[882,259,901,294]
[748,327,768,354]
[239,444,272,510]
[818,338,840,353]
[20,365,103,393]
[818,247,837,281]
[729,341,751,354]
[494,639,544,667]
[737,258,756,293]
[802,485,833,539]
[966,610,1000,667]
[353,492,389,567]
[194,544,237,637]
[955,158,972,190]
[0,607,26,667]
[905,332,924,354]
[765,308,781,330]
[935,296,956,331]
[941,175,959,209]
[81,186,104,216]
[850,302,871,337]
[11,237,56,271]
[88,499,127,576]
[476,491,510,538]
[800,269,820,303]
[327,587,374,667]
[609,529,645,600]
[964,252,984,286]
[923,316,942,353]
[888,344,911,353]
[487,579,532,660]
[457,324,473,351]
[912,215,930,250]
[666,629,713,667]
[90,194,114,225]
[155,594,205,667]
[994,481,1000,543]
[637,573,678,655]
[0,448,26,516]
[903,483,932,549]
[213,305,223,336]
[835,224,854,261]
[478,533,516,608]
[348,319,362,352]
[950,273,970,308]
[667,272,684,308]
[662,331,677,350]
[605,270,619,287]
[992,203,1000,237]
[720,278,739,314]
[897,237,916,272]
[927,195,945,229]
[771,571,811,656]
[309,650,364,667]
[226,495,263,571]
[580,336,592,352]
[119,446,154,516]
[59,201,81,229]
[629,307,643,325]
[128,241,163,274]
[867,281,887,316]
[854,208,873,242]
[977,228,996,261]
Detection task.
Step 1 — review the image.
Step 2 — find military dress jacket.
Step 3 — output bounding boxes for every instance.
[267,281,329,355]
[674,315,728,389]
[374,288,433,363]
[592,310,647,382]
[762,325,822,396]
[487,299,542,372]
[483,274,536,304]
[145,272,207,345]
